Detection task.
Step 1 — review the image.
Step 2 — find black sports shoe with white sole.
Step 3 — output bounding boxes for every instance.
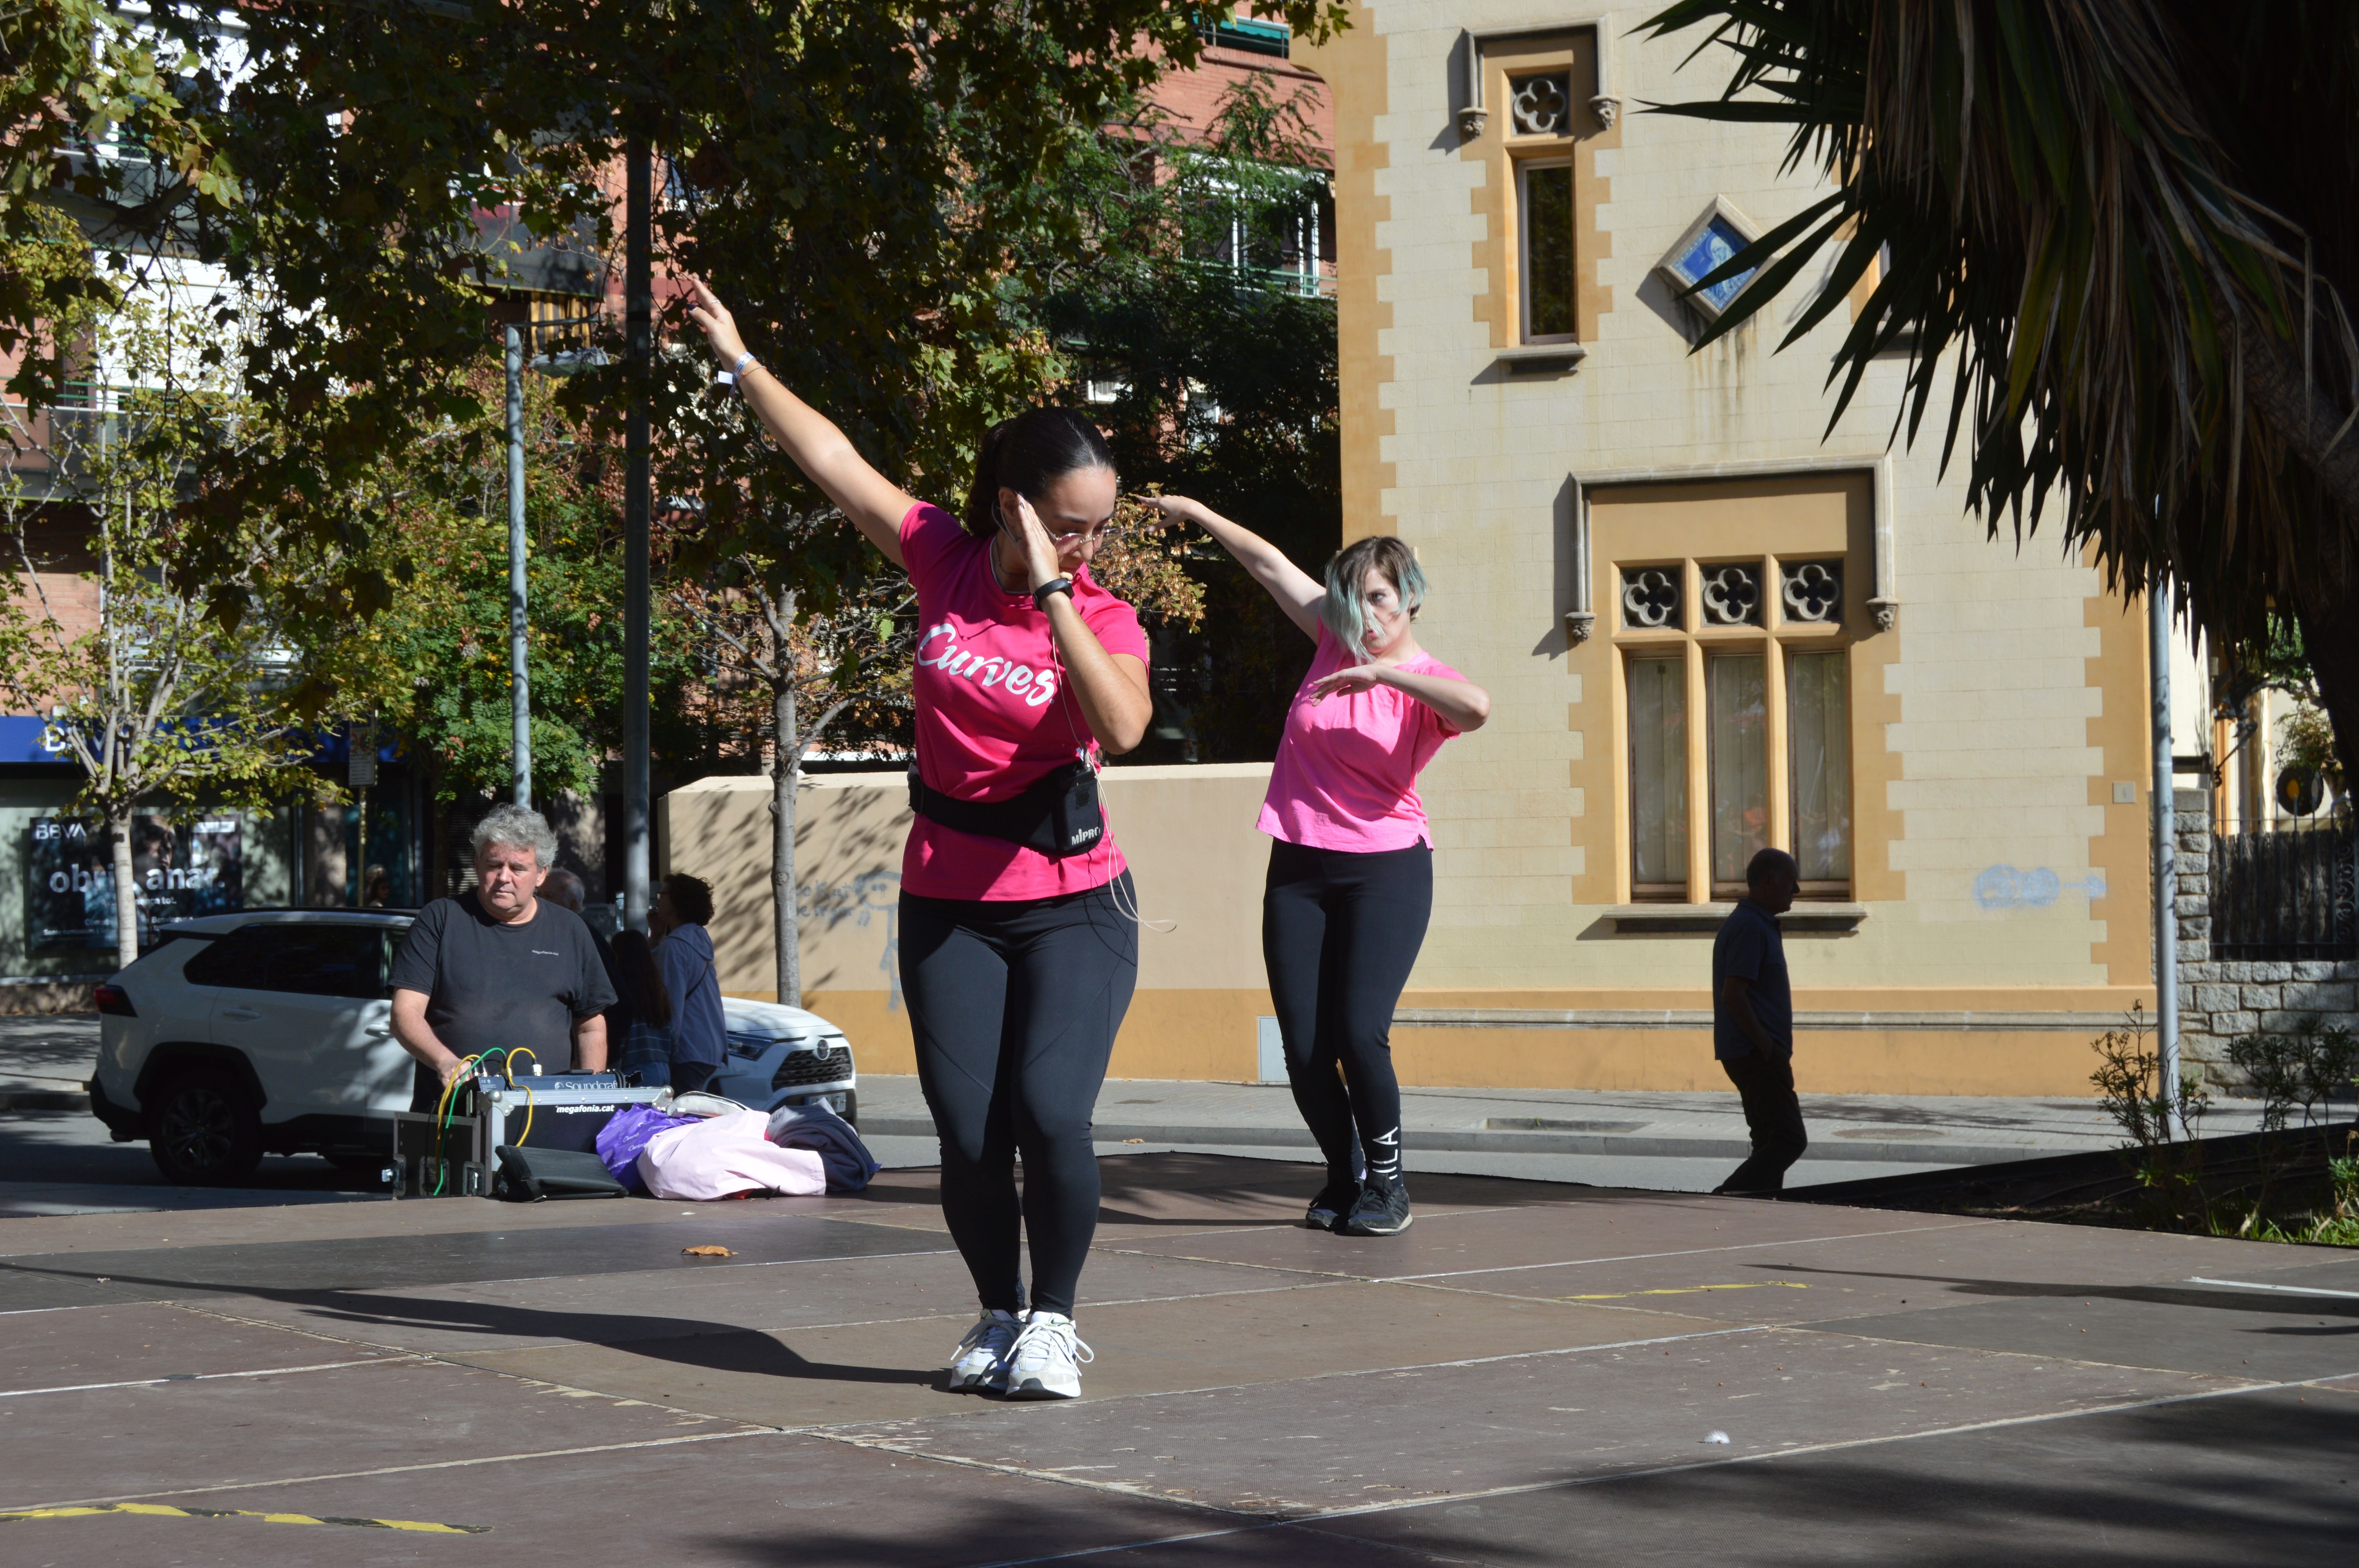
[1341,1179,1412,1236]
[1305,1178,1360,1231]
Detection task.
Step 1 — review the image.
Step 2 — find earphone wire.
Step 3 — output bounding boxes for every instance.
[1036,521,1174,934]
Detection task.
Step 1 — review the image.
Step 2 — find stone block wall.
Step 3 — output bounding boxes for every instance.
[2173,789,2359,1085]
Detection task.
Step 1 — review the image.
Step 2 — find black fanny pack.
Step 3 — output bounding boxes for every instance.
[908,758,1105,858]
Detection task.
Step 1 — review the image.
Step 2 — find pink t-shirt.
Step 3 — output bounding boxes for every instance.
[1258,625,1465,851]
[899,502,1150,901]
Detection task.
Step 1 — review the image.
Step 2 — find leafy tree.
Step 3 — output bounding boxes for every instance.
[0,4,228,410]
[0,281,309,970]
[287,362,704,894]
[2,4,1349,593]
[1036,72,1341,760]
[7,4,1354,951]
[1641,0,2359,786]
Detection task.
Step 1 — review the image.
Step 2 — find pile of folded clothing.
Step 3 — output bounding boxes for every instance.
[598,1093,879,1201]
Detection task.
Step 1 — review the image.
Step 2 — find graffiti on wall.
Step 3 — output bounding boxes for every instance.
[1973,865,2106,911]
[799,871,903,1011]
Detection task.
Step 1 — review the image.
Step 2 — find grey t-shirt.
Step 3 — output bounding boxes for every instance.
[390,894,617,1076]
[1712,898,1792,1060]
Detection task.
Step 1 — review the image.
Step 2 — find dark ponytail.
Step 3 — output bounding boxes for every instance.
[611,929,672,1028]
[960,408,1116,538]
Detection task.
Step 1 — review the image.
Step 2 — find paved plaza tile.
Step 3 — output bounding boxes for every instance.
[2,1152,2351,1566]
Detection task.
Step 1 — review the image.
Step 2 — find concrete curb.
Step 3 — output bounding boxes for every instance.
[862,1117,2096,1167]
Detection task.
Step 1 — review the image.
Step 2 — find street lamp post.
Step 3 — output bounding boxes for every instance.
[2150,570,2181,1132]
[505,323,531,809]
[623,130,652,934]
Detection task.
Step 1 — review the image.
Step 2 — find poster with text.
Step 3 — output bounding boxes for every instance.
[27,815,244,953]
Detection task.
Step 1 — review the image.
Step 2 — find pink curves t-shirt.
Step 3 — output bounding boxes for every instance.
[899,502,1149,901]
[1258,624,1465,852]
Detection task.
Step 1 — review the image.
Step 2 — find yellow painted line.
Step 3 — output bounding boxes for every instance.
[1562,1282,1810,1301]
[0,1501,486,1533]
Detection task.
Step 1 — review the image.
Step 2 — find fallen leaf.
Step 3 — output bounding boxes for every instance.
[681,1245,736,1258]
[1122,1138,1145,1145]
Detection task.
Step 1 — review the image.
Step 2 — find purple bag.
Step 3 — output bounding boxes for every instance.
[596,1105,696,1194]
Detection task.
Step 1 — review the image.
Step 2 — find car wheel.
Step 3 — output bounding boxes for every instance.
[146,1070,264,1186]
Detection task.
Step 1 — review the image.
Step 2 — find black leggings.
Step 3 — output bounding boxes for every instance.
[1263,840,1432,1188]
[900,873,1137,1318]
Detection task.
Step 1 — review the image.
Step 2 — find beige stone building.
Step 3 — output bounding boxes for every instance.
[1289,4,2155,1096]
[665,5,2166,1096]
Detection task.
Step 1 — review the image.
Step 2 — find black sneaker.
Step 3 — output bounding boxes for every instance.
[1305,1177,1359,1231]
[1341,1179,1412,1236]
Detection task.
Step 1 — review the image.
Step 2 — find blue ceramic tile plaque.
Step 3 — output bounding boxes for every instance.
[1671,215,1754,313]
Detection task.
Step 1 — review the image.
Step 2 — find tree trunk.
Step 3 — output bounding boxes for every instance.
[772,679,801,1010]
[110,808,138,974]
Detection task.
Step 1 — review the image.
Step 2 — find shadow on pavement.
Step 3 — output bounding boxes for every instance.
[665,1391,2358,1564]
[0,1254,955,1390]
[1301,1389,2358,1568]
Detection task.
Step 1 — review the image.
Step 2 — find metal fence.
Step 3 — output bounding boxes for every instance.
[2211,822,2359,961]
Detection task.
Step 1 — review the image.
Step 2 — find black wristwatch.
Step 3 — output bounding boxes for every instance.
[1032,577,1074,611]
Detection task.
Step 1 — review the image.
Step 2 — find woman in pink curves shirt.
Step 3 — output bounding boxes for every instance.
[1143,497,1490,1237]
[687,282,1153,1402]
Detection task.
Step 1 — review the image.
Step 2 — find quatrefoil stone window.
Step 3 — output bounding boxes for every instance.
[1700,564,1761,625]
[1781,561,1843,624]
[1510,73,1571,137]
[1621,567,1679,629]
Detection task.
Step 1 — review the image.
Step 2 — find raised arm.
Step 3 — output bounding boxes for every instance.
[1006,496,1153,754]
[684,280,917,568]
[1140,494,1324,642]
[1307,662,1492,732]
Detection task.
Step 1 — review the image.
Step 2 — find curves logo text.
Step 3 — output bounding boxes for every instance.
[916,623,1060,708]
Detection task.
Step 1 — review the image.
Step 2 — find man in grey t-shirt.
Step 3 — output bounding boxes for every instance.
[390,805,616,1110]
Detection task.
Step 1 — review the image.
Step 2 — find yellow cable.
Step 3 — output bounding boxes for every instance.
[433,1053,485,1122]
[501,1048,539,1144]
[427,1053,487,1195]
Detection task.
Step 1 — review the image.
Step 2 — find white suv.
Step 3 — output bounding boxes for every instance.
[89,909,857,1185]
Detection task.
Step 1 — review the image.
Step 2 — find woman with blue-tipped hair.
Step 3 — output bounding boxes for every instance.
[1142,497,1490,1237]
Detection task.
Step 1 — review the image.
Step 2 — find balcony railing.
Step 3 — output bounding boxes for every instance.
[1174,256,1336,299]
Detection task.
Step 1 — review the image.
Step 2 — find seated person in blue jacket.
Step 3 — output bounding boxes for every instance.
[650,873,728,1094]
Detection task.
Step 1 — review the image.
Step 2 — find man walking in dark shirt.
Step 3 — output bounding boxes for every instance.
[1712,848,1807,1194]
[389,805,616,1110]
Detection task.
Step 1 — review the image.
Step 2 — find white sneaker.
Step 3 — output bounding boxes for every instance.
[1002,1310,1093,1400]
[946,1308,1021,1391]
